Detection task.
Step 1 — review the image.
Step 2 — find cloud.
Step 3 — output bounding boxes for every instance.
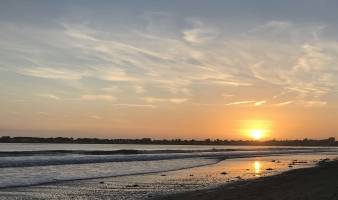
[225,100,267,106]
[92,67,137,82]
[81,95,116,101]
[254,100,267,106]
[143,97,165,103]
[169,98,188,104]
[210,80,252,86]
[90,115,101,120]
[111,104,156,108]
[2,21,253,99]
[302,101,327,107]
[2,19,338,110]
[36,112,49,116]
[37,94,60,100]
[182,28,217,44]
[249,21,293,33]
[134,85,145,94]
[248,42,338,101]
[245,21,338,102]
[17,67,85,80]
[101,86,120,93]
[182,18,218,44]
[274,101,293,107]
[143,97,188,104]
[225,101,255,106]
[223,94,235,99]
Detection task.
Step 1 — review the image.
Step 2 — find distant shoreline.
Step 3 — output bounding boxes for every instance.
[0,136,337,146]
[157,159,338,200]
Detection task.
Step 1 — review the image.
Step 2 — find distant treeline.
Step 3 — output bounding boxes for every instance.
[0,136,337,146]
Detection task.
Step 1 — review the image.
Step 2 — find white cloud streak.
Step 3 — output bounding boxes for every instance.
[37,94,60,100]
[143,97,188,104]
[274,101,293,107]
[111,104,156,108]
[254,100,267,106]
[81,95,116,101]
[225,101,255,106]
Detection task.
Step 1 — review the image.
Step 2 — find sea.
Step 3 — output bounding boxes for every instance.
[0,143,337,199]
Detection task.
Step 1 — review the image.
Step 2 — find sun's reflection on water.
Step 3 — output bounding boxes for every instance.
[254,161,261,177]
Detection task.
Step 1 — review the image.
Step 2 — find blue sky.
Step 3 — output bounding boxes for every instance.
[1,0,338,139]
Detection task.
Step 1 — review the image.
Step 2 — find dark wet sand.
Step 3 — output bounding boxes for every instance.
[157,160,338,200]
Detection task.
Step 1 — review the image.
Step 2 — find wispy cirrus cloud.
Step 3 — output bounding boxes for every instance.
[81,95,116,101]
[254,100,267,106]
[225,100,269,107]
[36,94,60,100]
[274,101,293,107]
[302,100,327,108]
[134,85,145,94]
[182,18,218,44]
[225,101,255,106]
[1,16,337,109]
[143,97,188,104]
[169,98,188,104]
[90,115,101,120]
[17,67,85,80]
[111,103,156,108]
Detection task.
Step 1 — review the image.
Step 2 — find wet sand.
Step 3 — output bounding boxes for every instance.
[0,155,337,200]
[158,160,338,200]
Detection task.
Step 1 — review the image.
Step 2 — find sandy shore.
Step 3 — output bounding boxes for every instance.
[1,155,337,200]
[157,160,338,200]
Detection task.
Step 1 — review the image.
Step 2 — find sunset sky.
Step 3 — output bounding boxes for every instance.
[1,0,338,140]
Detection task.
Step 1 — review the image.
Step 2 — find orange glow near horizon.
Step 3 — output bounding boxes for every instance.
[250,129,264,140]
[239,120,272,140]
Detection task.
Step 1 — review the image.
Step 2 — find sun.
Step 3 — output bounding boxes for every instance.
[250,129,263,140]
[240,120,271,140]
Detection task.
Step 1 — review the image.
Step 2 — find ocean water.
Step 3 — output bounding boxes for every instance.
[0,143,337,193]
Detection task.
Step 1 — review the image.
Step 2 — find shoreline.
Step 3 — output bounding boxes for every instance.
[156,159,338,200]
[0,153,337,199]
[0,152,328,189]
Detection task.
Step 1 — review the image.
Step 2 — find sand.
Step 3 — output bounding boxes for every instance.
[157,160,338,200]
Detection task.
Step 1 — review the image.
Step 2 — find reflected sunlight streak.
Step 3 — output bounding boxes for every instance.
[254,161,261,177]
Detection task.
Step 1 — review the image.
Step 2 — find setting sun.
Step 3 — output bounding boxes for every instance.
[250,129,264,140]
[239,120,271,140]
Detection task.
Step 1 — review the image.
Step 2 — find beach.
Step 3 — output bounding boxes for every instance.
[159,159,338,200]
[0,143,338,199]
